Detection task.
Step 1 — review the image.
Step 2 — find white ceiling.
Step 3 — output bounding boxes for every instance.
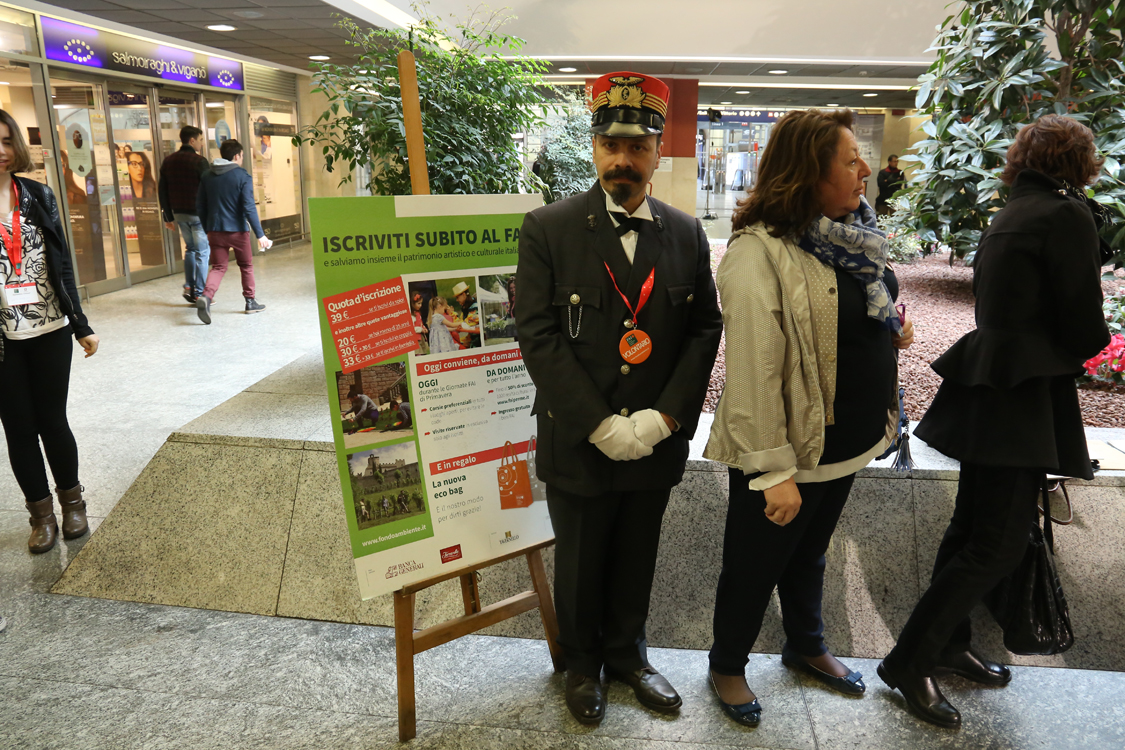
[374,0,949,62]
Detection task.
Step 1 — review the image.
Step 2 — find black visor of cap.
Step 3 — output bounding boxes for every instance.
[589,108,665,134]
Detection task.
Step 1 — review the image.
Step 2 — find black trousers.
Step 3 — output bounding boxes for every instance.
[546,483,671,678]
[887,463,1039,674]
[0,326,79,502]
[709,470,855,676]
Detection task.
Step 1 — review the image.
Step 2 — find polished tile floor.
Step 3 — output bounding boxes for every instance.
[1,241,1124,749]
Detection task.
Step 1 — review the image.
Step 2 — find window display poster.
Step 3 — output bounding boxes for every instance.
[310,193,549,599]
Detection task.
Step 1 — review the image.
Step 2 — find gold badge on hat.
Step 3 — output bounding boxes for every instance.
[605,76,647,109]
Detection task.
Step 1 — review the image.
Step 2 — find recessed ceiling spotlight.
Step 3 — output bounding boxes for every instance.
[735,90,750,94]
[232,10,263,18]
[768,69,788,75]
[309,55,330,61]
[720,101,732,104]
[825,103,840,107]
[863,93,878,97]
[207,24,237,31]
[558,67,577,73]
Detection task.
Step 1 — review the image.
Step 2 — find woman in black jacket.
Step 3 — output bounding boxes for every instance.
[0,110,98,553]
[879,115,1110,728]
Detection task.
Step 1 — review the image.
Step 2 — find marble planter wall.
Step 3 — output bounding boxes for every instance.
[57,429,1125,672]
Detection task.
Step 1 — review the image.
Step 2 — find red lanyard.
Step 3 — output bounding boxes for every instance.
[603,262,655,327]
[0,179,21,277]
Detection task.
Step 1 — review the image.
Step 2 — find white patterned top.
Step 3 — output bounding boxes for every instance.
[0,212,67,339]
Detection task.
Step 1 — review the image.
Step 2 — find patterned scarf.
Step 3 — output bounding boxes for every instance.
[798,197,902,334]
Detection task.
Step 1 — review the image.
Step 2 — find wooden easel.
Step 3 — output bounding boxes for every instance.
[394,539,563,740]
[391,52,563,742]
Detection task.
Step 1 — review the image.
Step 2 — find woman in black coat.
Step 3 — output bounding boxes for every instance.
[0,110,98,554]
[879,115,1110,728]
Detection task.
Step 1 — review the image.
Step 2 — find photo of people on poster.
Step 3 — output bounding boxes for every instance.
[335,361,414,450]
[408,277,481,356]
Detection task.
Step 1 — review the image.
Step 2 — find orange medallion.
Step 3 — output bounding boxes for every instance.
[619,329,653,364]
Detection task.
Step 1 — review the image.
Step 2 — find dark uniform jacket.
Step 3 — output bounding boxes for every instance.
[915,169,1110,478]
[516,184,723,496]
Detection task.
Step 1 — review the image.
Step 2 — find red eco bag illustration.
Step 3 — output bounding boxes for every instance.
[497,440,533,509]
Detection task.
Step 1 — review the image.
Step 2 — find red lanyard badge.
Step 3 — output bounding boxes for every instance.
[604,262,655,364]
[0,179,21,277]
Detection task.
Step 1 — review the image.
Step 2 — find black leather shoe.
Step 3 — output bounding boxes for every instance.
[565,672,605,724]
[607,666,682,712]
[934,648,1012,686]
[708,670,761,727]
[878,660,961,729]
[781,645,865,696]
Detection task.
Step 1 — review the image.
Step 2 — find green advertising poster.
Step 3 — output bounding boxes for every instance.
[310,194,551,599]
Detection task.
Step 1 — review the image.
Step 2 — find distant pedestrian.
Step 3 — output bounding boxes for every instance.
[876,155,904,215]
[195,139,271,324]
[159,125,210,303]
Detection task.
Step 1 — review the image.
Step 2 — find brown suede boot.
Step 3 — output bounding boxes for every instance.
[26,496,58,553]
[56,484,89,540]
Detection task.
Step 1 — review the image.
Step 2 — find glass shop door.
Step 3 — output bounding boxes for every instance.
[51,78,128,295]
[109,84,167,284]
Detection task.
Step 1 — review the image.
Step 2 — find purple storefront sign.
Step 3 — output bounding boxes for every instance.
[42,17,243,91]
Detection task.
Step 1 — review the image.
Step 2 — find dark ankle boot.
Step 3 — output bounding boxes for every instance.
[56,484,89,540]
[878,659,961,729]
[26,496,58,553]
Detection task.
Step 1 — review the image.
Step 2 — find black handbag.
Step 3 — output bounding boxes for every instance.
[984,478,1074,656]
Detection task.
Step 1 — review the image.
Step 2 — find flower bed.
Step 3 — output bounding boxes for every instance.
[703,250,1125,428]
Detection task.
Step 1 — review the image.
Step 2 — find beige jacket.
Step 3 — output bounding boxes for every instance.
[703,222,897,481]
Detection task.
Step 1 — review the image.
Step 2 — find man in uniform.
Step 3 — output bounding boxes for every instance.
[515,72,722,724]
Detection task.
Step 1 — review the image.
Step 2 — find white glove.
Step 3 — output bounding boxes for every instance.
[588,414,653,461]
[630,409,673,448]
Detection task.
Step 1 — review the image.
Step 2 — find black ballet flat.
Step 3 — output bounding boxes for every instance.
[708,671,761,727]
[781,645,865,696]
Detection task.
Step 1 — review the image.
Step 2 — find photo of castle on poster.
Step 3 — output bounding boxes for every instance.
[335,361,413,450]
[347,441,425,530]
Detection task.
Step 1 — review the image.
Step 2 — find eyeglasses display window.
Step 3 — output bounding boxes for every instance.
[53,82,125,285]
[110,90,164,271]
[248,97,302,240]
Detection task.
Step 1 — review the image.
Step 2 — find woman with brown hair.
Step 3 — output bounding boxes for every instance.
[704,108,914,726]
[0,110,98,553]
[879,115,1109,729]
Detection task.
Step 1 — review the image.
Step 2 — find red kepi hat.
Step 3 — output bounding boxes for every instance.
[589,72,669,137]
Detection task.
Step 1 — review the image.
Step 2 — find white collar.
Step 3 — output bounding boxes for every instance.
[606,192,653,224]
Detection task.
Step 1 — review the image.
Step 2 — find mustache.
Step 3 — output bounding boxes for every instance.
[602,167,643,183]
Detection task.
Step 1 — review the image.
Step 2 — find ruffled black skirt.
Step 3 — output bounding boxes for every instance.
[914,374,1092,480]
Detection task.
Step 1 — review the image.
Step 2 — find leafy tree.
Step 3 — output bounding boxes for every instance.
[537,90,597,203]
[295,2,553,196]
[394,468,403,487]
[898,0,1125,262]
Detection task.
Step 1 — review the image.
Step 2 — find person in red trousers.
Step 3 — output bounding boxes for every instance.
[194,139,271,324]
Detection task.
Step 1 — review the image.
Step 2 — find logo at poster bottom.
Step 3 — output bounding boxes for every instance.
[440,544,463,564]
[385,559,424,579]
[498,530,520,545]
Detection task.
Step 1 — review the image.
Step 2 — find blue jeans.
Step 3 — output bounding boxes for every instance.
[174,213,210,297]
